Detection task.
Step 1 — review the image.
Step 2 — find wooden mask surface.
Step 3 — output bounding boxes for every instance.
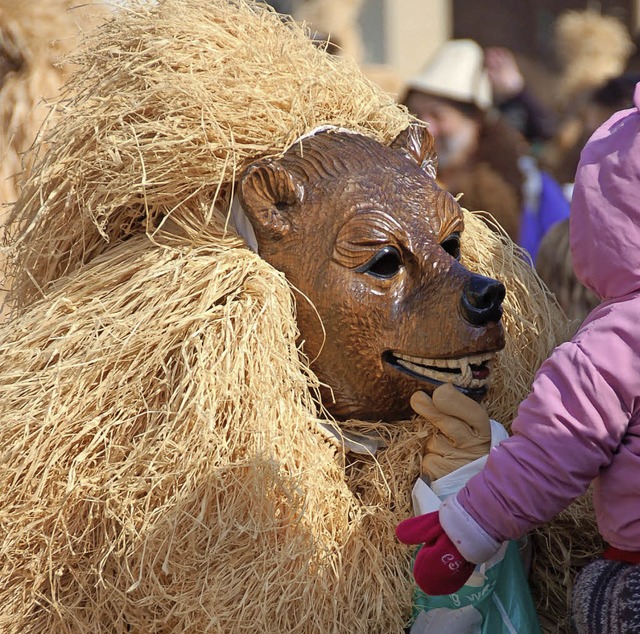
[239,126,505,421]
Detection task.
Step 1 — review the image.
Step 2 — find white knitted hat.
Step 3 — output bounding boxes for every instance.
[407,39,492,110]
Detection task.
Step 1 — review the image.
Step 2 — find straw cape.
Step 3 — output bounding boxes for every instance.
[0,1,598,632]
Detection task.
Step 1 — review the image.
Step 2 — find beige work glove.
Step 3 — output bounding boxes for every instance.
[411,383,491,482]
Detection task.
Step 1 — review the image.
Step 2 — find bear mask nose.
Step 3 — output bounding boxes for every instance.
[461,274,505,326]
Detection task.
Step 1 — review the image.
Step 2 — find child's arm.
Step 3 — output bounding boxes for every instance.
[452,341,626,547]
[398,340,630,594]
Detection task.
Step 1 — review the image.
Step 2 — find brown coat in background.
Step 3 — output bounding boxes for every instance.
[445,114,526,242]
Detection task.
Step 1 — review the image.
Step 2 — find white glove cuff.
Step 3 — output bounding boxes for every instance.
[439,494,501,564]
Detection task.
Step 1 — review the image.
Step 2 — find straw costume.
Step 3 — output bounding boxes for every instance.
[542,10,636,183]
[295,0,365,63]
[291,0,403,96]
[0,1,599,632]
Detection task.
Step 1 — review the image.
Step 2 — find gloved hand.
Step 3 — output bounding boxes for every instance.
[411,383,491,481]
[396,510,475,595]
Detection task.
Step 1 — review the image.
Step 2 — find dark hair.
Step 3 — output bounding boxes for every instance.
[592,73,640,109]
[401,89,483,121]
[444,97,484,120]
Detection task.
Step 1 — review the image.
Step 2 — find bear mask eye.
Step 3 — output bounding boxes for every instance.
[440,232,461,260]
[356,246,403,279]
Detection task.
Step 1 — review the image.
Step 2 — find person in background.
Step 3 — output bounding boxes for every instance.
[485,46,558,150]
[402,39,569,260]
[402,39,527,243]
[545,72,640,194]
[535,218,599,329]
[396,88,640,634]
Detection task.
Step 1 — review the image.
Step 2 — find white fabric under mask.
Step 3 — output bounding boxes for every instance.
[229,194,259,253]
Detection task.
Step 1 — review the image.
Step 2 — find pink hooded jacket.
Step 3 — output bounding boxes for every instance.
[440,84,640,559]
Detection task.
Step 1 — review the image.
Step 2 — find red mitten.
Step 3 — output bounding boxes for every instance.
[396,511,475,595]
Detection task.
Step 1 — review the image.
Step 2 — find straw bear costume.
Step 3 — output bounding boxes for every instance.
[0,1,599,632]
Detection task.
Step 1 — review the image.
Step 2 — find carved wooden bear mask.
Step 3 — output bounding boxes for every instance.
[239,125,505,421]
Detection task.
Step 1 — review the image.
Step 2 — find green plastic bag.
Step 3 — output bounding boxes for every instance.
[408,420,542,633]
[410,540,541,634]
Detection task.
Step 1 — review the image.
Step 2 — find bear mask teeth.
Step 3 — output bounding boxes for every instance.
[393,351,496,389]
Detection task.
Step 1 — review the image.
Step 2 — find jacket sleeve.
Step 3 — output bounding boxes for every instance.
[450,340,630,544]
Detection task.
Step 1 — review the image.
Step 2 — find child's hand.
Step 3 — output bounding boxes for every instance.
[411,383,491,481]
[396,510,475,595]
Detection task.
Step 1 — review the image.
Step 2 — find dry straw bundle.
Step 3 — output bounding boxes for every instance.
[0,0,102,208]
[554,9,635,110]
[0,0,594,632]
[294,0,365,63]
[536,218,600,327]
[5,0,409,308]
[0,0,104,316]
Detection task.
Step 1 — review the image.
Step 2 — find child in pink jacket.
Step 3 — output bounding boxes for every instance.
[397,84,640,634]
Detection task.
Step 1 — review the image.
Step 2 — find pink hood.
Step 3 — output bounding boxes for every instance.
[571,83,640,300]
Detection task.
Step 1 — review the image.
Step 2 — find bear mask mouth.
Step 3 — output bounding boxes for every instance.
[383,350,498,399]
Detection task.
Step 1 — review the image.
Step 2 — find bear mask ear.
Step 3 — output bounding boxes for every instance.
[391,123,438,180]
[239,160,301,240]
